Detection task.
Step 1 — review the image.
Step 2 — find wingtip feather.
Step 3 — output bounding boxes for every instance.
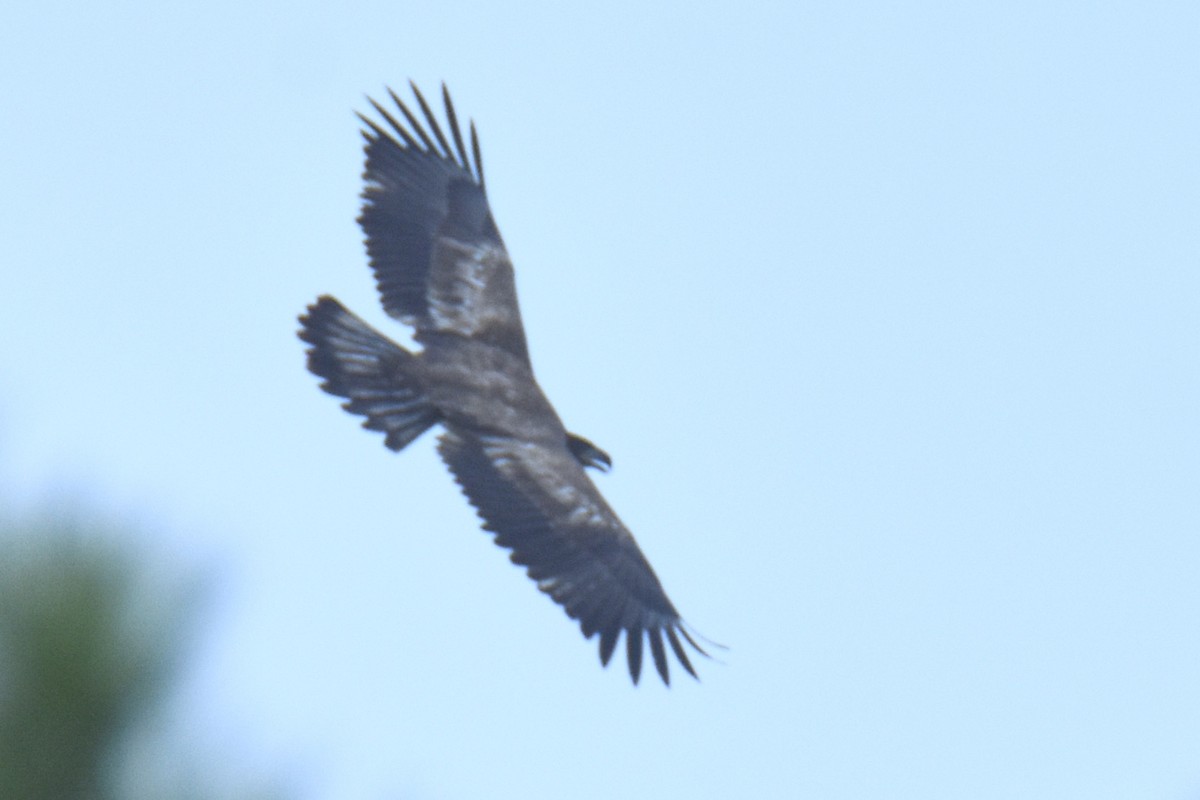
[441,83,472,172]
[410,80,454,160]
[666,627,698,680]
[649,629,670,685]
[598,627,619,667]
[626,628,644,685]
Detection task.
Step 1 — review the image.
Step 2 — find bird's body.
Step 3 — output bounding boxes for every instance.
[419,334,562,439]
[298,84,707,684]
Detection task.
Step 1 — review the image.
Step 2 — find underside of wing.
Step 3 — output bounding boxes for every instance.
[358,84,530,362]
[437,429,706,685]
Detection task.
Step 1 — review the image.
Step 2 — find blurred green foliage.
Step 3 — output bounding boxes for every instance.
[0,511,290,800]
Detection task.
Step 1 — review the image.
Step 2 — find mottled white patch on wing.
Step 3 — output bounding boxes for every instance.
[427,236,522,343]
[479,436,615,531]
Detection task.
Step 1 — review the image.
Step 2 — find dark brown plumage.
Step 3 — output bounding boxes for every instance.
[298,83,706,684]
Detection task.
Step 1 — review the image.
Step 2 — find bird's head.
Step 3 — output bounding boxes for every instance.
[566,433,612,472]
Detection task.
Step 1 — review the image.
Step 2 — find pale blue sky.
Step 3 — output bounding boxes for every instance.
[2,2,1198,798]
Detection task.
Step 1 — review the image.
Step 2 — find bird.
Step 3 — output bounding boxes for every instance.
[297,83,708,684]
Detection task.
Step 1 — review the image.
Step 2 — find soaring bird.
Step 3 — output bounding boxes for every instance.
[298,83,707,684]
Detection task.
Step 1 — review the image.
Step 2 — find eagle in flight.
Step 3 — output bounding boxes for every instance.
[298,83,707,684]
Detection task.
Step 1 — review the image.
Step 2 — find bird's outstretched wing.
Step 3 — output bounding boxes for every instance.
[437,429,706,684]
[358,84,531,363]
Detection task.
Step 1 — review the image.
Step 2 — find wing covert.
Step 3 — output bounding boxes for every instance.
[436,430,706,685]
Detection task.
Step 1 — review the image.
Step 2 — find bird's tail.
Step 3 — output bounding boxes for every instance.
[298,295,439,452]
